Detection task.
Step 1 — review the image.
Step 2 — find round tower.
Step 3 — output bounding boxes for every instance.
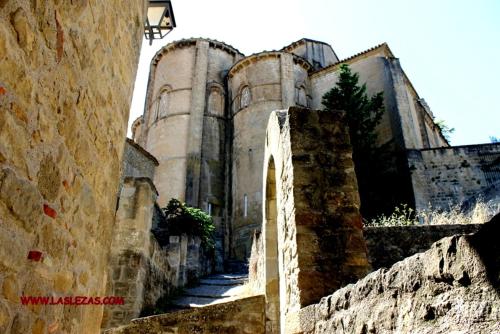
[227,51,312,260]
[140,38,243,207]
[139,38,243,270]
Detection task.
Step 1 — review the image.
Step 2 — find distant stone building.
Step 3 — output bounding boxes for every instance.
[131,37,500,263]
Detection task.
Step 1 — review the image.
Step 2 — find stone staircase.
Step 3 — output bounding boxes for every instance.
[171,273,248,308]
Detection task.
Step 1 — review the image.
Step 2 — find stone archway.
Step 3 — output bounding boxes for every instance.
[264,156,281,333]
[259,106,371,333]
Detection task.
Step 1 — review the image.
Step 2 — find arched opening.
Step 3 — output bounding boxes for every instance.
[265,156,280,333]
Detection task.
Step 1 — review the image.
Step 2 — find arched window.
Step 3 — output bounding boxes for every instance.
[240,86,251,109]
[158,90,169,118]
[208,88,224,116]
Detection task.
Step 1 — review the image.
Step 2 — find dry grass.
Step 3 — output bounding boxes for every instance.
[418,200,499,225]
[366,199,500,227]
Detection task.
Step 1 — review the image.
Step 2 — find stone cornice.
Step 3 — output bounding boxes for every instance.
[228,51,312,78]
[150,38,244,67]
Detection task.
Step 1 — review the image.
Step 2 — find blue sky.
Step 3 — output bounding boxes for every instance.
[130,0,499,145]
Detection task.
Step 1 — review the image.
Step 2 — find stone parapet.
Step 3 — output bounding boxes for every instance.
[104,295,266,334]
[364,224,482,271]
[294,215,500,334]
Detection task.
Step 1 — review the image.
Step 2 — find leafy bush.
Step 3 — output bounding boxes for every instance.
[162,198,215,251]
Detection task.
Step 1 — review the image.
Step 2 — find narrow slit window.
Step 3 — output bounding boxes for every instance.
[243,194,248,218]
[207,202,212,216]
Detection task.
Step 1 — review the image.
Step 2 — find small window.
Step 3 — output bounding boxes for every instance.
[158,91,169,118]
[243,194,248,218]
[296,86,308,107]
[208,88,224,116]
[240,86,251,109]
[150,99,159,125]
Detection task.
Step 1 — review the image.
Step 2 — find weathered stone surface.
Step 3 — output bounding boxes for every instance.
[364,224,482,270]
[228,52,311,261]
[252,107,370,333]
[295,215,500,334]
[0,1,145,333]
[103,178,212,329]
[104,295,265,334]
[136,39,243,270]
[408,143,500,210]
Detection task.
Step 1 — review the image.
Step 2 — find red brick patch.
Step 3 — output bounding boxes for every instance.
[43,204,57,218]
[0,86,6,95]
[27,250,43,262]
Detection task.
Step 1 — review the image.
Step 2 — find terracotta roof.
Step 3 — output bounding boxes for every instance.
[125,138,159,166]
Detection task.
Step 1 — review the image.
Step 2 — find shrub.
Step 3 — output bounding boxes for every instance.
[162,198,215,251]
[364,204,416,227]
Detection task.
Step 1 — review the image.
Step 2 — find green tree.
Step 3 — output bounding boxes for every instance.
[322,64,395,219]
[322,64,384,156]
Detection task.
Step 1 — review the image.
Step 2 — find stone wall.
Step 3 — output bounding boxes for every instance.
[0,1,144,333]
[309,45,448,151]
[138,38,243,270]
[104,295,266,334]
[364,224,482,271]
[408,143,500,210]
[103,178,211,329]
[228,52,311,261]
[259,107,371,333]
[122,139,158,182]
[295,215,500,334]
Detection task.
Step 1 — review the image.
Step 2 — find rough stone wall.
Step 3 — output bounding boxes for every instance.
[408,143,500,210]
[0,1,144,333]
[104,295,266,334]
[103,177,161,329]
[261,107,371,333]
[248,231,265,294]
[364,224,482,271]
[121,139,158,181]
[228,53,311,261]
[103,178,211,329]
[295,216,500,334]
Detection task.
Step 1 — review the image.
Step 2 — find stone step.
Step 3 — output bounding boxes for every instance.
[208,273,248,280]
[198,278,247,286]
[183,284,246,298]
[169,272,249,309]
[172,295,240,308]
